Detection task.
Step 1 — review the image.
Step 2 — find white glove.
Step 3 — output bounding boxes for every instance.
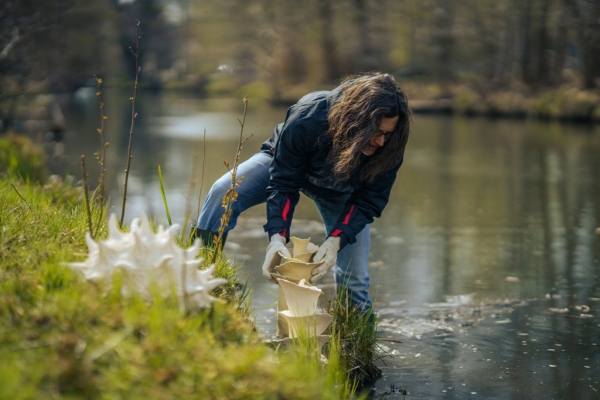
[262,235,291,283]
[311,236,341,283]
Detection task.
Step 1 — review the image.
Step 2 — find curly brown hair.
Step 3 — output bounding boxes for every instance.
[326,73,411,183]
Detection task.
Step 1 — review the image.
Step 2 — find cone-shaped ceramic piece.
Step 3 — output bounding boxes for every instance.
[271,274,315,338]
[277,278,322,317]
[290,237,311,256]
[275,260,322,282]
[271,273,312,312]
[278,310,333,338]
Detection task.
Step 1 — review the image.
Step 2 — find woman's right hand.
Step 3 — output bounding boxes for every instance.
[261,234,291,283]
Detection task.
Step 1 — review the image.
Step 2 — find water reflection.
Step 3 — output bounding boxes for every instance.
[58,91,600,398]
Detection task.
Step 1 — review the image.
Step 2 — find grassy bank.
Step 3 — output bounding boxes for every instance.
[0,173,365,399]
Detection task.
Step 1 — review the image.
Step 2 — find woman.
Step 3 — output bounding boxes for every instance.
[196,73,411,311]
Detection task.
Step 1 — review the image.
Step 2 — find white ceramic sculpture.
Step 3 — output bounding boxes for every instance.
[272,237,333,342]
[68,213,227,308]
[277,278,322,317]
[274,260,322,282]
[277,311,333,339]
[289,237,319,261]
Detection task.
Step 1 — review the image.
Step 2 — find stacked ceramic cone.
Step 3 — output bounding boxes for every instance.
[270,237,333,352]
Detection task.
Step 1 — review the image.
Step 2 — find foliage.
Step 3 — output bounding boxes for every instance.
[0,178,357,399]
[0,134,45,183]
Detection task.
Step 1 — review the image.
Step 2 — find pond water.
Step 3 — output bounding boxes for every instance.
[57,89,600,399]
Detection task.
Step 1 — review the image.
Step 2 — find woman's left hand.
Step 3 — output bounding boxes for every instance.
[311,236,341,283]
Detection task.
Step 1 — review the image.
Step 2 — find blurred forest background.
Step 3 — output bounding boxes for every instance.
[1,0,600,130]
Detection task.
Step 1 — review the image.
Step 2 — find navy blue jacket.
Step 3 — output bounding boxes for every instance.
[260,86,403,250]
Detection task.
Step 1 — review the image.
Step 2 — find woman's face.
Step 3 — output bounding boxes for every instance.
[362,115,399,156]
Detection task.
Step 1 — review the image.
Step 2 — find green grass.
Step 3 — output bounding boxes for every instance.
[326,288,382,390]
[0,176,363,399]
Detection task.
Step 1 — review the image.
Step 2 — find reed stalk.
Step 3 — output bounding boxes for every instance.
[119,19,141,228]
[93,75,109,237]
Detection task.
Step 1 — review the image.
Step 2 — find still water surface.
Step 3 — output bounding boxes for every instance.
[59,90,600,399]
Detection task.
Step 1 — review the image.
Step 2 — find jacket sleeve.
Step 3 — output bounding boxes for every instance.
[329,157,403,249]
[263,106,315,241]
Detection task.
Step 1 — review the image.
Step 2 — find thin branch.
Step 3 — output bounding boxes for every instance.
[10,183,31,209]
[120,20,141,228]
[81,155,94,238]
[0,27,19,60]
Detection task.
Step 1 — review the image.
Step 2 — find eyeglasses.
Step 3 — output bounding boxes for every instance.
[373,129,394,140]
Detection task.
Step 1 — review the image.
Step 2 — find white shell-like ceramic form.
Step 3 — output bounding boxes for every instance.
[275,260,322,282]
[277,310,333,338]
[277,278,322,317]
[68,213,226,308]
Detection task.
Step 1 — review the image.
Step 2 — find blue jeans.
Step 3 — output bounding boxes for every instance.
[198,152,372,310]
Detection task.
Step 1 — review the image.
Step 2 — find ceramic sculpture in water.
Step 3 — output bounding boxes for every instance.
[68,213,227,308]
[277,310,333,339]
[268,237,333,340]
[277,278,322,317]
[274,260,322,281]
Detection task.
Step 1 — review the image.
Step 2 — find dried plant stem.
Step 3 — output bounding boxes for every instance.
[94,75,108,202]
[211,96,254,263]
[93,75,109,237]
[120,19,141,229]
[81,155,94,238]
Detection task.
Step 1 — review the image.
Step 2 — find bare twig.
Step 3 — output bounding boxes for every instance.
[81,155,94,238]
[211,96,254,263]
[10,183,31,209]
[120,19,141,228]
[378,338,403,344]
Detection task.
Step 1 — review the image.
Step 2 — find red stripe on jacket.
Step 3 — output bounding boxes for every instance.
[331,204,355,237]
[342,204,355,224]
[282,195,291,221]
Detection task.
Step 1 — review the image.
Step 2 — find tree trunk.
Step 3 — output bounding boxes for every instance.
[432,0,454,84]
[319,0,341,82]
[566,0,600,88]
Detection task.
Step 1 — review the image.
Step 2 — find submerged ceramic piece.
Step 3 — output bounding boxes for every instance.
[278,310,333,338]
[275,260,322,282]
[265,335,332,355]
[277,278,322,317]
[68,213,226,308]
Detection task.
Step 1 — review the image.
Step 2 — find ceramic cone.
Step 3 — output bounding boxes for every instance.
[277,310,333,338]
[275,260,322,282]
[277,278,322,317]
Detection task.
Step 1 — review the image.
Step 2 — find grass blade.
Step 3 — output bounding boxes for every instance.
[157,165,172,226]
